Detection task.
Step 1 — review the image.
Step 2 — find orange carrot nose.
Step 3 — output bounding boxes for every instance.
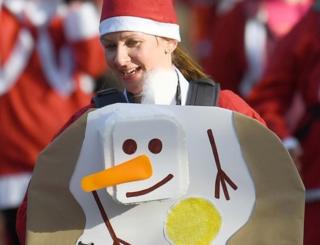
[81,155,152,192]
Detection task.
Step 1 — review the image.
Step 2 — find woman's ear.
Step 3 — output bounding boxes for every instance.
[166,39,178,54]
[164,39,178,54]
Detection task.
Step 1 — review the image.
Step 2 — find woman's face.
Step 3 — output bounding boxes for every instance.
[101,31,177,94]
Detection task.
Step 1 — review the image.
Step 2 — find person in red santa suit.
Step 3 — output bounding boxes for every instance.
[0,0,106,244]
[1,3,35,244]
[205,0,311,97]
[15,0,266,243]
[181,0,238,71]
[247,2,320,244]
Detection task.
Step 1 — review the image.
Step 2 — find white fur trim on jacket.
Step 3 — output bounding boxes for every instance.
[24,1,61,26]
[64,2,100,41]
[3,0,26,16]
[0,28,34,95]
[99,16,181,41]
[0,173,32,209]
[37,27,75,96]
[282,137,300,150]
[306,188,320,202]
[239,16,267,96]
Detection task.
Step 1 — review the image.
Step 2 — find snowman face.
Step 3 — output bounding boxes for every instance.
[110,118,189,203]
[89,113,190,204]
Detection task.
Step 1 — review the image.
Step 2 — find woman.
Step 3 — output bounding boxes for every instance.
[94,0,265,119]
[16,0,265,243]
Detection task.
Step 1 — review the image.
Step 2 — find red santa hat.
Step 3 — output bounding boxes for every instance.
[99,0,181,41]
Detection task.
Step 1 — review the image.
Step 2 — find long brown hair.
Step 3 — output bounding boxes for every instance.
[172,44,209,81]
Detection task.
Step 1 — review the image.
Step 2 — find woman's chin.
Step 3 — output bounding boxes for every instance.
[122,80,143,95]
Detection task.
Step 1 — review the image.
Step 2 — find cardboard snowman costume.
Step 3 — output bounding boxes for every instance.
[26,104,304,244]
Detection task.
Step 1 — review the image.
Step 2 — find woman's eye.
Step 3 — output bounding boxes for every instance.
[126,40,140,47]
[104,43,117,50]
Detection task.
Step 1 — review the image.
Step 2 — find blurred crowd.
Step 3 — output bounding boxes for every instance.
[1,0,319,244]
[0,0,107,244]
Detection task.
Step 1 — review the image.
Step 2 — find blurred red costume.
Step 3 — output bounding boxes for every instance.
[204,0,311,96]
[0,2,106,211]
[248,6,320,245]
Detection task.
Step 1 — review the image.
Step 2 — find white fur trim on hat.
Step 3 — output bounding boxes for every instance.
[99,16,181,41]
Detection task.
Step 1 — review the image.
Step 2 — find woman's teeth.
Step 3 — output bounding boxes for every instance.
[122,68,137,76]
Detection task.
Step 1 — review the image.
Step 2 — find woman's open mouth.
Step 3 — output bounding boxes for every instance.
[120,67,142,80]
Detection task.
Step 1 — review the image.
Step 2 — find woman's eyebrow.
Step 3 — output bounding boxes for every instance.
[100,37,114,43]
[100,33,146,45]
[101,35,138,43]
[121,35,142,40]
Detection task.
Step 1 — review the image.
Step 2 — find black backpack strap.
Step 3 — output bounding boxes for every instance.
[92,88,127,108]
[93,79,220,108]
[186,78,220,106]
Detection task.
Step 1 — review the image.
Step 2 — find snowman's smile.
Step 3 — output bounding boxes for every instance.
[126,174,174,197]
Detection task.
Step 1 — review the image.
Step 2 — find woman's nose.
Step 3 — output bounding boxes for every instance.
[113,45,130,66]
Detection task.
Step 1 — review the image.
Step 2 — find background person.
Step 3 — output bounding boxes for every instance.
[247,2,320,244]
[203,0,311,96]
[0,0,106,244]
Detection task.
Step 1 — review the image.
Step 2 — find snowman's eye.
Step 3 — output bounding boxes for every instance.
[122,139,137,154]
[148,138,162,154]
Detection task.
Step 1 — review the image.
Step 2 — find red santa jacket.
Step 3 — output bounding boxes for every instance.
[0,3,106,209]
[247,7,320,190]
[15,90,266,245]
